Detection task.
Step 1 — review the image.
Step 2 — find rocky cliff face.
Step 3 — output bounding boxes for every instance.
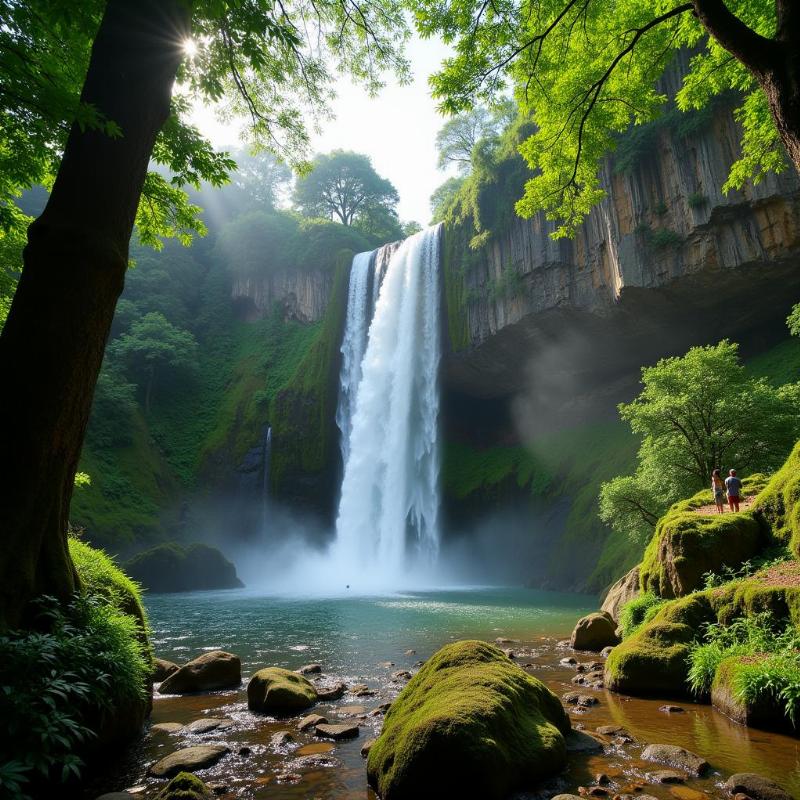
[444,103,800,405]
[231,268,334,323]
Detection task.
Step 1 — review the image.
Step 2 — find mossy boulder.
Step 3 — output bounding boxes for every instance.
[570,612,620,650]
[68,539,152,749]
[709,580,800,627]
[756,441,800,557]
[124,543,243,594]
[366,640,571,800]
[639,483,767,599]
[155,771,212,799]
[711,654,791,730]
[247,667,317,714]
[605,594,715,696]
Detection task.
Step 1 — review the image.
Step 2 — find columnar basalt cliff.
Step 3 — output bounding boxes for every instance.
[231,267,334,323]
[443,106,800,401]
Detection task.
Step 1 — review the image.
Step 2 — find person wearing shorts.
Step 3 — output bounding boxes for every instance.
[711,468,725,513]
[725,469,742,512]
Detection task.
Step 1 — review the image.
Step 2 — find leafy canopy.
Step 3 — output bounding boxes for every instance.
[410,0,788,237]
[293,150,401,230]
[600,340,800,540]
[0,0,410,246]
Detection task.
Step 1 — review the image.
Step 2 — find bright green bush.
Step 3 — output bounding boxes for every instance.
[0,594,150,800]
[619,592,667,638]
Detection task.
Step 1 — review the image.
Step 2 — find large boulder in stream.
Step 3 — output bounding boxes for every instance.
[570,612,619,651]
[366,640,571,800]
[247,667,318,714]
[158,651,241,694]
[124,543,243,593]
[155,772,213,799]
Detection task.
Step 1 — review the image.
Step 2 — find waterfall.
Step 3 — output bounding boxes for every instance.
[261,425,272,531]
[333,225,442,586]
[335,251,372,465]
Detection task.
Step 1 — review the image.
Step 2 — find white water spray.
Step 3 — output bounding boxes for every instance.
[333,225,442,587]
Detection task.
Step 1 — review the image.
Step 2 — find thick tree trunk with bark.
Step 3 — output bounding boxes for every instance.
[695,0,800,175]
[0,0,189,629]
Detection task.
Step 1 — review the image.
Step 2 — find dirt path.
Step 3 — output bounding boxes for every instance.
[692,496,754,515]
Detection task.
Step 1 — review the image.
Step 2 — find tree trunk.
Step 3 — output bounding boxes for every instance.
[761,51,800,173]
[0,0,189,630]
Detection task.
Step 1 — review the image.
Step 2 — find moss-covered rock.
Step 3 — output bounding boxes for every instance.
[247,667,317,714]
[124,543,243,593]
[570,612,620,650]
[755,441,800,557]
[711,654,788,729]
[366,640,570,800]
[159,651,241,694]
[155,771,212,799]
[605,594,716,696]
[639,481,768,599]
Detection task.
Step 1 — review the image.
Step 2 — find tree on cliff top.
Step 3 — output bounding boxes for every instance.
[0,0,409,630]
[410,0,800,237]
[293,150,401,232]
[600,341,800,541]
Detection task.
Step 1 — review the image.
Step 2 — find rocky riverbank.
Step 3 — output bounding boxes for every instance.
[86,635,797,800]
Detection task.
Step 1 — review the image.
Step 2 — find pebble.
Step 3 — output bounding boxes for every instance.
[338,705,367,716]
[184,717,233,735]
[404,649,416,656]
[659,705,685,713]
[648,770,686,784]
[316,681,346,701]
[391,670,412,681]
[560,656,579,666]
[271,730,294,746]
[150,722,183,734]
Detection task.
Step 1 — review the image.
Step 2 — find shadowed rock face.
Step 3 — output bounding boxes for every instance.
[443,100,800,408]
[232,268,334,323]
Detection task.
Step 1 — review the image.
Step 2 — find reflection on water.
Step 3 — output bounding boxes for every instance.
[89,587,799,800]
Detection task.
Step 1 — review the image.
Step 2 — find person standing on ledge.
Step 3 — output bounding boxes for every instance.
[712,469,726,514]
[725,469,743,512]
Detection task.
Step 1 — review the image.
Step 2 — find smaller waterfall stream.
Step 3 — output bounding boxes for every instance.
[333,225,442,587]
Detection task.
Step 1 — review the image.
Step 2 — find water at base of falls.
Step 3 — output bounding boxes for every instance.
[331,225,442,590]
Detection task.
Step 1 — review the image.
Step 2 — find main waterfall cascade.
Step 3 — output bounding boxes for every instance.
[333,225,443,587]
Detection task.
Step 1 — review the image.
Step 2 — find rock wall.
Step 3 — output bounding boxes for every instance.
[231,268,334,323]
[445,103,800,402]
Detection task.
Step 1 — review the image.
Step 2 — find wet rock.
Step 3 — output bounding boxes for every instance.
[502,649,516,659]
[154,772,212,799]
[238,746,251,756]
[158,651,241,695]
[361,737,376,757]
[298,713,328,731]
[495,637,519,644]
[550,796,583,800]
[315,722,359,740]
[570,613,620,651]
[557,639,571,648]
[153,658,179,683]
[379,661,395,667]
[292,754,339,769]
[579,787,609,797]
[565,731,604,753]
[297,664,322,675]
[271,730,294,746]
[351,684,375,697]
[315,681,346,701]
[563,692,581,703]
[184,718,233,735]
[151,722,184,735]
[595,774,610,785]
[640,744,708,777]
[560,656,579,666]
[338,704,367,716]
[668,788,707,800]
[648,770,686,784]
[148,745,229,778]
[404,649,416,656]
[595,725,626,736]
[391,670,412,681]
[659,705,685,713]
[247,667,317,714]
[207,784,229,797]
[724,773,793,800]
[600,647,614,658]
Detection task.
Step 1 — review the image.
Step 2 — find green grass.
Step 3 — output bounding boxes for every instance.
[746,337,800,386]
[619,592,668,638]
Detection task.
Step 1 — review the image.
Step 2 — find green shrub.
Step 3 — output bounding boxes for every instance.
[687,613,800,722]
[0,594,150,800]
[650,227,683,249]
[619,592,667,638]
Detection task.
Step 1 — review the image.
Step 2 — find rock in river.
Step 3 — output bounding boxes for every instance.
[367,640,571,800]
[724,773,793,800]
[154,771,212,799]
[152,658,179,682]
[148,745,229,778]
[247,667,317,714]
[158,651,241,695]
[570,612,620,651]
[640,744,708,777]
[315,722,359,740]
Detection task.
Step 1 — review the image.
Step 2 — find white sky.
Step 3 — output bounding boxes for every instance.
[188,35,455,226]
